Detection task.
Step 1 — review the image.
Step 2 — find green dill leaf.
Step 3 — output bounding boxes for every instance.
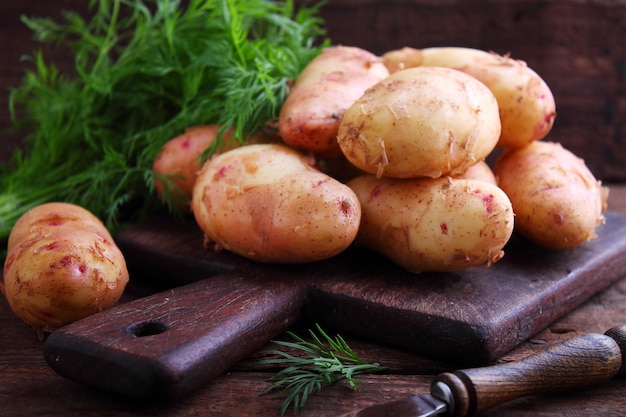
[0,0,329,245]
[258,324,388,417]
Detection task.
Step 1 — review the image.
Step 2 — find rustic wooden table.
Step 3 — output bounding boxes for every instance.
[2,1,625,415]
[1,184,625,417]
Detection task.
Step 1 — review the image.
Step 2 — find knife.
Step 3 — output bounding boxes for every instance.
[339,325,626,417]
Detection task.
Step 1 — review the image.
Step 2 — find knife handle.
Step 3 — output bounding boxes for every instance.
[605,325,626,377]
[432,332,623,417]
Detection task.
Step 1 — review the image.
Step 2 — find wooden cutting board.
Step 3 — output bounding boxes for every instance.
[44,211,626,401]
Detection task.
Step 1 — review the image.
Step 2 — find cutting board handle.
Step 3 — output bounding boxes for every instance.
[43,265,308,401]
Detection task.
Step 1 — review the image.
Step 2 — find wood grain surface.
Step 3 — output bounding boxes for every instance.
[1,1,626,416]
[0,187,625,416]
[40,208,626,402]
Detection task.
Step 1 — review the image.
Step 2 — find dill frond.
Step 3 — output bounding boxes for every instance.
[0,0,329,245]
[258,324,389,416]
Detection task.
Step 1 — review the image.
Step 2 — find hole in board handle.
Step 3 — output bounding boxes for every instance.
[126,320,168,337]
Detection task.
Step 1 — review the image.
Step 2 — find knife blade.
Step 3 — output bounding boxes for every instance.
[339,325,626,417]
[340,393,447,417]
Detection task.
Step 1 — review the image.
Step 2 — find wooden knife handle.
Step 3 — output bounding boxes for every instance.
[43,265,308,401]
[433,332,623,417]
[605,325,626,377]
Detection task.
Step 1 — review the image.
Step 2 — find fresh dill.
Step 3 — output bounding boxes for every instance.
[258,324,388,416]
[0,0,329,246]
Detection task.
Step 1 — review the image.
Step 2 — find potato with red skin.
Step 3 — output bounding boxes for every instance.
[191,144,361,263]
[278,45,389,158]
[6,202,113,254]
[2,202,129,333]
[152,125,238,208]
[493,141,608,249]
[153,125,275,208]
[347,175,514,273]
[382,46,556,149]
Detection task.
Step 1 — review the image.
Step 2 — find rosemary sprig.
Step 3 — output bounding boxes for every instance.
[258,324,388,416]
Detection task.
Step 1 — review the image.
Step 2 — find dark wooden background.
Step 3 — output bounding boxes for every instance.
[309,0,626,180]
[1,0,625,180]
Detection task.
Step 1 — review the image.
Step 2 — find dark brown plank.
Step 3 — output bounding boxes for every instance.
[42,209,626,401]
[2,270,626,416]
[2,213,626,417]
[123,211,626,364]
[44,265,308,400]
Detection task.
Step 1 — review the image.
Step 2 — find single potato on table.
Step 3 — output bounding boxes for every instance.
[191,143,361,263]
[278,45,389,158]
[337,66,501,179]
[493,141,608,249]
[348,175,514,273]
[2,202,129,333]
[382,46,556,149]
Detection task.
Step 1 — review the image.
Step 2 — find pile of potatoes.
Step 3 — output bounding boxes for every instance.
[4,45,608,333]
[154,45,609,274]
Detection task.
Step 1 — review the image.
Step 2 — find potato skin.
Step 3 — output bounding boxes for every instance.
[278,45,389,158]
[152,125,232,207]
[191,144,361,263]
[6,202,112,254]
[382,47,556,149]
[2,202,129,332]
[337,66,501,178]
[454,160,497,185]
[493,141,608,249]
[152,125,276,209]
[348,176,514,273]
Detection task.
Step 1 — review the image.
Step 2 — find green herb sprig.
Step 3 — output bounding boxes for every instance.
[0,0,329,245]
[258,324,388,416]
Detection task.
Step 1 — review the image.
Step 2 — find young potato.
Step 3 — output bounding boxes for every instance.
[493,141,608,250]
[2,202,129,333]
[153,125,276,209]
[454,160,497,185]
[382,47,557,149]
[6,201,113,254]
[152,125,234,208]
[337,66,501,179]
[278,45,390,158]
[347,175,514,273]
[191,143,361,263]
